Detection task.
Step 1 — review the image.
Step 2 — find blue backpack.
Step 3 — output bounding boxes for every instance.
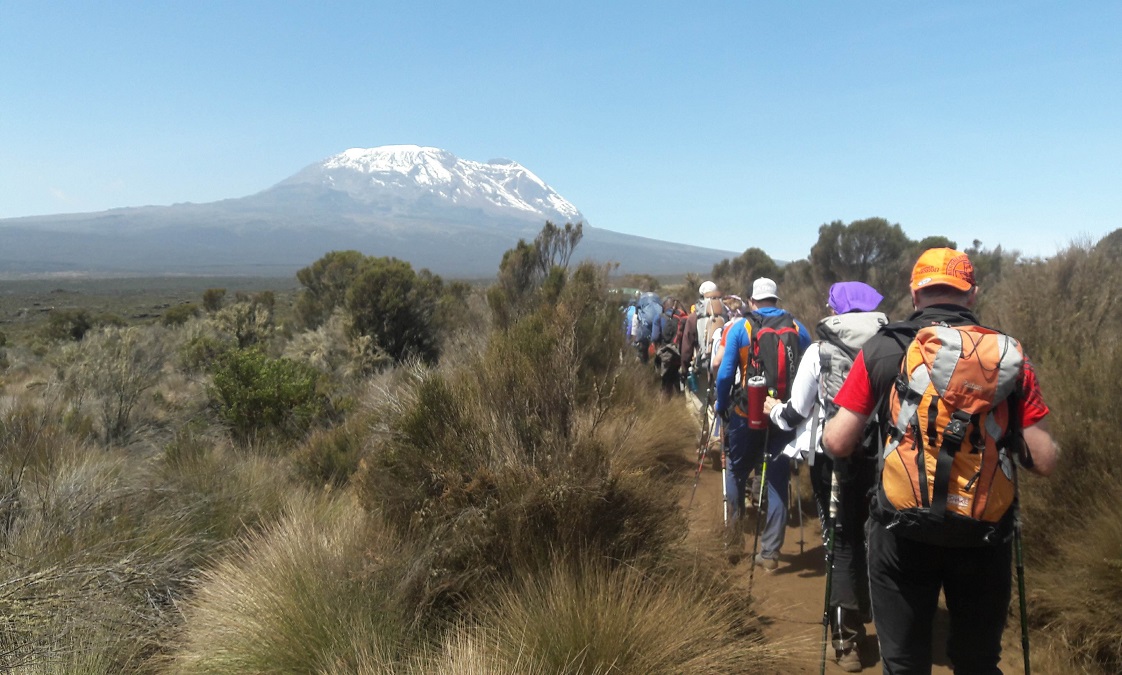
[635,292,662,343]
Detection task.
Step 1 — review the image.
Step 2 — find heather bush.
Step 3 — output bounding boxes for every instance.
[283,309,392,377]
[176,317,237,372]
[290,414,369,489]
[211,297,274,349]
[353,261,696,628]
[162,302,200,326]
[208,348,330,444]
[52,325,168,444]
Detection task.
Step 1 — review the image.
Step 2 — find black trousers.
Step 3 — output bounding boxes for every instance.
[810,455,873,618]
[867,520,1012,675]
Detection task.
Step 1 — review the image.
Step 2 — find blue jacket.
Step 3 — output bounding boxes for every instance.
[715,307,811,413]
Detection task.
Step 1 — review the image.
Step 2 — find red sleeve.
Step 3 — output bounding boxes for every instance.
[833,351,877,417]
[1020,356,1050,427]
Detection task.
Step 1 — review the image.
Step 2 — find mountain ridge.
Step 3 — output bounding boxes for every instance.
[0,145,736,279]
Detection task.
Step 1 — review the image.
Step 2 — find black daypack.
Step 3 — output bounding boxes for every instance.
[745,311,802,402]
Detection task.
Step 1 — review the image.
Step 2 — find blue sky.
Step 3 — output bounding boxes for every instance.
[2,1,1119,262]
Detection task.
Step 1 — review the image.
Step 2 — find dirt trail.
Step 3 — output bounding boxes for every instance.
[678,400,1026,674]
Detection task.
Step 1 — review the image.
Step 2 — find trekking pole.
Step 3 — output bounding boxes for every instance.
[746,427,770,601]
[686,381,716,510]
[819,469,840,675]
[792,461,806,554]
[685,416,712,510]
[1013,460,1031,675]
[682,381,718,506]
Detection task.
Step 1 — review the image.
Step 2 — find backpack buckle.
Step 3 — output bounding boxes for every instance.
[943,410,970,445]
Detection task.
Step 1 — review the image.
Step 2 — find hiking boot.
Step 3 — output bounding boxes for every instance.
[836,644,862,672]
[754,554,778,571]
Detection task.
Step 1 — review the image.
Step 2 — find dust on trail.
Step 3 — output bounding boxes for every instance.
[677,398,1025,675]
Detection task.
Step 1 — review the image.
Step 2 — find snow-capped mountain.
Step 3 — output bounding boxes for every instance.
[277,145,583,226]
[0,146,736,278]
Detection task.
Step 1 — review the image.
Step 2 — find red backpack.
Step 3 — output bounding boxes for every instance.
[745,312,802,402]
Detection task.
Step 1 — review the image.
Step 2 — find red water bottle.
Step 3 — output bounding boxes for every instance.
[746,376,768,430]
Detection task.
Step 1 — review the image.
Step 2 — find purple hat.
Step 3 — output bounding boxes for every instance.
[828,282,883,314]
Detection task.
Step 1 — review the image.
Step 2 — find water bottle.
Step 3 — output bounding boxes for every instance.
[746,376,768,430]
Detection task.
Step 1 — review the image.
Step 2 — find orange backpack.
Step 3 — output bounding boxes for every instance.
[878,324,1024,542]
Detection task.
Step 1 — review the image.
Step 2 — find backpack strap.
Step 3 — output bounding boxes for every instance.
[930,409,970,520]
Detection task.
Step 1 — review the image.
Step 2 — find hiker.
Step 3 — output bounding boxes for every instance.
[763,281,888,671]
[709,295,744,375]
[652,297,686,399]
[633,291,661,363]
[622,296,637,346]
[680,280,728,399]
[715,278,810,569]
[823,248,1059,674]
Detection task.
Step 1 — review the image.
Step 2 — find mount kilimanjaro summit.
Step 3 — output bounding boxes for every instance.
[0,145,735,278]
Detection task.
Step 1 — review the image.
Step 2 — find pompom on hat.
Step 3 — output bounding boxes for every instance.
[910,248,976,292]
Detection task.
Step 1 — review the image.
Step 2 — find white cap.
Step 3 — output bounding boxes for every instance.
[750,277,779,301]
[698,280,719,297]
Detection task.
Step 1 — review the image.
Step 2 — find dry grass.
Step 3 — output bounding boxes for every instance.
[165,492,410,675]
[982,241,1122,673]
[430,558,785,675]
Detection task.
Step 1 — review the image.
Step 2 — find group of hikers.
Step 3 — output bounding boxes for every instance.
[622,248,1059,675]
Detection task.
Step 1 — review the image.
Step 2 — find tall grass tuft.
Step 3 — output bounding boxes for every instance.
[420,557,783,674]
[166,493,410,675]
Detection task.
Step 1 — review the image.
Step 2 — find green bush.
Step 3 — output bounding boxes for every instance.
[163,302,201,326]
[352,261,693,627]
[291,417,368,489]
[202,288,226,313]
[42,308,93,341]
[208,348,328,444]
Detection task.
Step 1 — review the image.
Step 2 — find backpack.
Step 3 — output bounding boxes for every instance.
[877,323,1024,545]
[744,312,802,402]
[694,298,727,370]
[817,312,888,418]
[634,292,661,343]
[653,306,680,345]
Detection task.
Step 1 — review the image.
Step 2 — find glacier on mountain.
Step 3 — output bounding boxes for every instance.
[281,145,583,225]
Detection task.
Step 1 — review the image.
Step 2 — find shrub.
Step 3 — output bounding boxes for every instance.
[163,302,201,326]
[208,348,328,444]
[201,288,226,313]
[42,309,93,342]
[352,262,693,627]
[291,416,369,489]
[345,257,444,365]
[295,250,370,329]
[177,318,237,372]
[212,299,274,349]
[982,241,1122,672]
[52,325,168,445]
